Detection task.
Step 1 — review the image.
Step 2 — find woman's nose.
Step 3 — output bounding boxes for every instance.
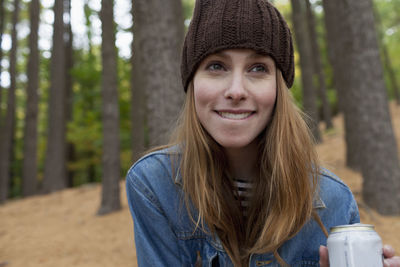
[224,74,248,102]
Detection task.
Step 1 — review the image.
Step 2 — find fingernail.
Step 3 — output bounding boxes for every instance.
[384,245,395,254]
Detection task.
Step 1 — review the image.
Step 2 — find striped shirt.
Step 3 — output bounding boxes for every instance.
[232,179,253,216]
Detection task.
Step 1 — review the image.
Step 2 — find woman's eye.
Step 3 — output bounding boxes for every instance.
[207,63,225,71]
[250,65,267,73]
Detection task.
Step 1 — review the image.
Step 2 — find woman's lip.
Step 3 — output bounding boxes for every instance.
[215,109,255,113]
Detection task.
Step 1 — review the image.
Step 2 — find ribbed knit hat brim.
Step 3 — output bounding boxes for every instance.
[181,0,294,91]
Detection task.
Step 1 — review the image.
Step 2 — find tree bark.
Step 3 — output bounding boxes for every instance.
[98,0,121,215]
[323,0,361,170]
[132,0,184,147]
[323,0,400,214]
[306,0,333,130]
[0,0,5,115]
[43,0,67,193]
[64,0,75,187]
[0,0,19,202]
[130,0,146,161]
[290,0,321,143]
[22,0,40,197]
[84,0,94,56]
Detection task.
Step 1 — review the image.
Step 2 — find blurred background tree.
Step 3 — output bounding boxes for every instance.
[21,0,39,197]
[323,0,400,214]
[0,0,399,215]
[290,0,321,143]
[98,0,121,215]
[42,0,67,193]
[0,0,19,202]
[0,0,5,112]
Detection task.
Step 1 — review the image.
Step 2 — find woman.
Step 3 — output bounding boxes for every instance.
[126,0,400,266]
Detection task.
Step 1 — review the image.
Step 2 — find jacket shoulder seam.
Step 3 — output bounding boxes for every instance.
[319,168,352,192]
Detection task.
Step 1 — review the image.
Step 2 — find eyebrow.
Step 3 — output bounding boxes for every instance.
[249,53,272,60]
[208,51,230,60]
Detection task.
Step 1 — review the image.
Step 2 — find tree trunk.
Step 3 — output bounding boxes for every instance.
[43,0,67,193]
[22,0,40,197]
[306,0,333,130]
[323,0,400,214]
[132,0,184,147]
[323,0,361,170]
[0,0,5,115]
[64,0,75,187]
[290,0,321,143]
[98,0,121,215]
[130,0,146,161]
[0,0,19,202]
[84,0,94,56]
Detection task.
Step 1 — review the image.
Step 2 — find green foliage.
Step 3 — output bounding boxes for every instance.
[291,76,303,109]
[375,0,400,100]
[67,47,102,184]
[10,77,27,198]
[117,56,133,175]
[182,0,195,21]
[37,54,50,184]
[66,45,134,184]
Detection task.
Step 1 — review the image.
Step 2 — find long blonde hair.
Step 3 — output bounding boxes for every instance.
[167,70,320,266]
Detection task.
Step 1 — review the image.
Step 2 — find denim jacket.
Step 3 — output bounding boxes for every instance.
[126,147,360,267]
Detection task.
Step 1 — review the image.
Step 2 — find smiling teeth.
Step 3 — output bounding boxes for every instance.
[218,112,252,120]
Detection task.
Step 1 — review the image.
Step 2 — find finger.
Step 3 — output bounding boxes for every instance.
[384,256,400,267]
[383,245,396,258]
[319,245,330,267]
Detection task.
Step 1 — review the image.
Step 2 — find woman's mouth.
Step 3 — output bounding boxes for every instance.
[216,111,254,120]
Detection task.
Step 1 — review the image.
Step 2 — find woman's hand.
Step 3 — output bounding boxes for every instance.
[319,245,329,267]
[319,245,400,267]
[383,245,400,267]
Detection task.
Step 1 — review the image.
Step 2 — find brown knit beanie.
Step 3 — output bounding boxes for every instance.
[181,0,294,91]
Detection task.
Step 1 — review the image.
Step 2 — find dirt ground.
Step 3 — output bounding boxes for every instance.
[1,104,400,267]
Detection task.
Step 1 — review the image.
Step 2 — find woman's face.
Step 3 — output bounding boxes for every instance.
[193,49,277,150]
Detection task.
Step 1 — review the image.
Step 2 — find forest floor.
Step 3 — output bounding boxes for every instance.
[1,103,400,267]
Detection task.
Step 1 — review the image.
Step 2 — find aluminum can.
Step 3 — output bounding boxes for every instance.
[327,224,383,267]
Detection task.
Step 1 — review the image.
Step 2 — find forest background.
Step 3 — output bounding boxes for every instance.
[1,0,400,265]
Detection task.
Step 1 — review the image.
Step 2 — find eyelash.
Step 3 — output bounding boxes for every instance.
[250,64,268,73]
[206,62,225,71]
[205,62,269,73]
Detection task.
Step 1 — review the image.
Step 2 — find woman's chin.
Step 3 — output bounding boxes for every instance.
[216,138,257,151]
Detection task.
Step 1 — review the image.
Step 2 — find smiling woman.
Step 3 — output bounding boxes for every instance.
[125,0,398,266]
[193,49,277,151]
